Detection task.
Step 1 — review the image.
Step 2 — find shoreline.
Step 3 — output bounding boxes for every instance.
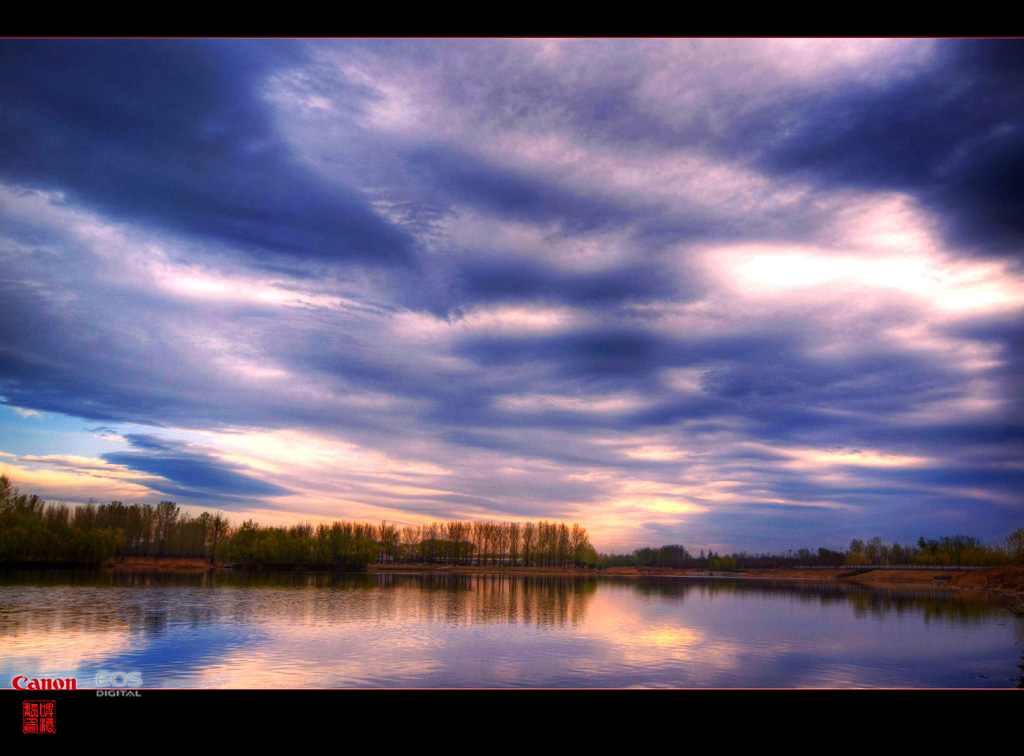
[5,557,1021,611]
[84,558,1024,600]
[4,555,1014,603]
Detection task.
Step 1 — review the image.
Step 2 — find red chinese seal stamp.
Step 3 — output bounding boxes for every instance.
[22,700,55,734]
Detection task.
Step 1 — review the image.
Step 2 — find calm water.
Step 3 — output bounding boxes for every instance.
[1,571,1021,688]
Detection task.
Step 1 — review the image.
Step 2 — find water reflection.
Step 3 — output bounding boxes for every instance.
[610,575,1015,624]
[0,571,1019,688]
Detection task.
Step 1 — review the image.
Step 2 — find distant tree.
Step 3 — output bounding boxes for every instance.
[507,522,520,566]
[1006,528,1024,564]
[570,524,589,566]
[400,526,420,562]
[845,550,870,566]
[199,512,230,564]
[378,521,400,562]
[154,501,179,558]
[817,547,843,566]
[521,523,535,567]
[709,555,736,571]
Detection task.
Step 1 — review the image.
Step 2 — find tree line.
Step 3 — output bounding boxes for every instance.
[0,475,598,569]
[220,519,598,569]
[3,474,1019,570]
[598,545,745,570]
[0,475,228,565]
[598,531,1024,569]
[1,475,120,565]
[842,534,1024,567]
[599,544,692,569]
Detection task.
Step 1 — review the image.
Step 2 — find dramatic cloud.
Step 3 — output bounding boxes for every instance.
[0,40,413,267]
[0,39,1021,552]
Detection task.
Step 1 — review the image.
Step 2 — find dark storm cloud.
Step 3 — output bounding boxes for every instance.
[696,506,850,552]
[749,39,1024,258]
[0,274,225,426]
[406,146,633,232]
[121,434,177,451]
[455,328,671,379]
[0,278,143,424]
[102,435,291,500]
[438,429,614,471]
[454,257,689,306]
[0,249,401,434]
[0,39,413,266]
[869,465,1024,492]
[949,318,1024,402]
[446,316,975,441]
[864,421,1024,471]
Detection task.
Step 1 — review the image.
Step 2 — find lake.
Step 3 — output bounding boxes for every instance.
[1,570,1021,688]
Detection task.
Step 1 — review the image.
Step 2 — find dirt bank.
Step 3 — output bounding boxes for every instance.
[599,566,700,577]
[740,568,850,580]
[108,557,217,571]
[741,567,963,584]
[600,565,1024,599]
[948,565,1024,595]
[729,566,1024,594]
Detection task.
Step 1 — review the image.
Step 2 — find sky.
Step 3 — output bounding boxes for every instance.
[0,38,1022,554]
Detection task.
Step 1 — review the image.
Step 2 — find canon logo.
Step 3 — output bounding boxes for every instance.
[12,676,77,690]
